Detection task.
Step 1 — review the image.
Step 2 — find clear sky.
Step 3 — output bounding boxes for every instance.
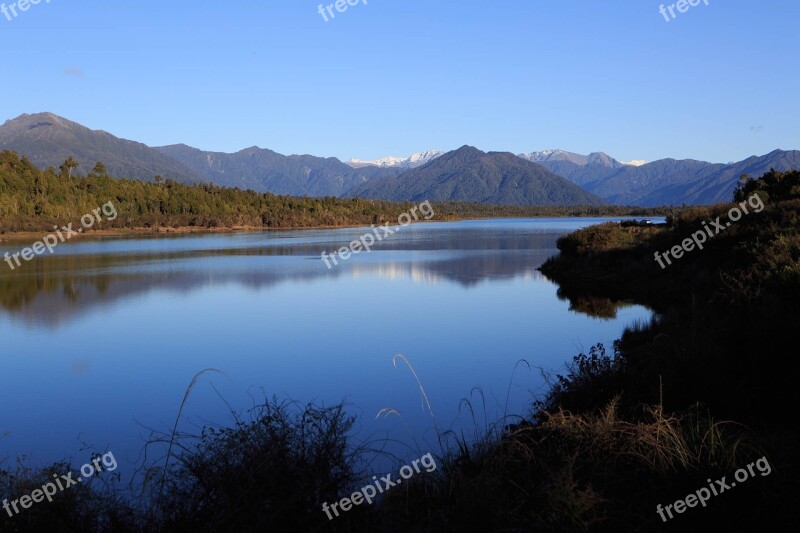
[0,0,797,163]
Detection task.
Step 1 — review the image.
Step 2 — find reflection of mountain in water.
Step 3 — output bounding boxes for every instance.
[351,252,552,286]
[0,226,599,327]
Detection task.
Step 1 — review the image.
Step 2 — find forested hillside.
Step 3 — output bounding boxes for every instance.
[0,150,422,232]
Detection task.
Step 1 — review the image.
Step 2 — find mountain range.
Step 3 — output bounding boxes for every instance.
[1,112,798,207]
[154,144,397,197]
[526,148,800,205]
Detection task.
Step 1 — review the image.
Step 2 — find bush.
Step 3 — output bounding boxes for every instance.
[155,398,359,532]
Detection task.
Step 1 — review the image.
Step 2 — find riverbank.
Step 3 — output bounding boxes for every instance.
[532,170,800,529]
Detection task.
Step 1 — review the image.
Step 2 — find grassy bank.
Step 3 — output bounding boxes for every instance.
[534,169,800,528]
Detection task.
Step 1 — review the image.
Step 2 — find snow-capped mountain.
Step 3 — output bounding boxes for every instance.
[347,150,444,169]
[519,149,646,168]
[518,149,589,166]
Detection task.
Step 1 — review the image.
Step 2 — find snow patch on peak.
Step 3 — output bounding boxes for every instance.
[407,150,444,165]
[518,149,588,166]
[520,149,566,160]
[348,150,444,169]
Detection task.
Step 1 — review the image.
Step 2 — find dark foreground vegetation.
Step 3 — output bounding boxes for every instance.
[3,166,798,532]
[0,150,663,234]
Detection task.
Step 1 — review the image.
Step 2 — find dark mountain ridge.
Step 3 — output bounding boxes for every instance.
[349,145,606,206]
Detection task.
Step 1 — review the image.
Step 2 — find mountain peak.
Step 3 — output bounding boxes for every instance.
[587,152,618,167]
[452,145,483,155]
[0,111,200,184]
[238,146,265,154]
[3,112,76,130]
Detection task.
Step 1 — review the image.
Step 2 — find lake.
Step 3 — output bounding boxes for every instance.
[0,218,654,478]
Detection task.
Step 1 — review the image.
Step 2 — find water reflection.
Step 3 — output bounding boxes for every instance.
[0,221,596,327]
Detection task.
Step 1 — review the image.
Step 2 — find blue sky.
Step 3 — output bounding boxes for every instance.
[0,0,797,163]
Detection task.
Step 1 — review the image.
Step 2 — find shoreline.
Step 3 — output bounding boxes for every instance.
[0,222,448,244]
[0,224,329,244]
[0,214,650,244]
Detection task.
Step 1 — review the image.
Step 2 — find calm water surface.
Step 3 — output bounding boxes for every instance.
[0,219,655,476]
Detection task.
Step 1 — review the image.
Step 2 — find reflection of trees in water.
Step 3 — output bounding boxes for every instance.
[0,268,326,328]
[0,228,578,326]
[544,276,638,320]
[560,293,635,320]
